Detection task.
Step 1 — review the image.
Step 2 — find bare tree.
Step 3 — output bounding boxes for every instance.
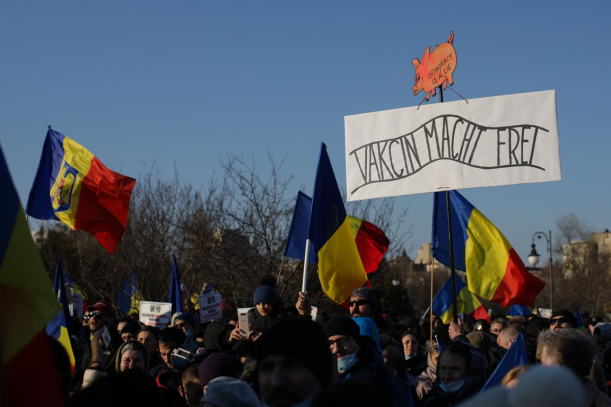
[552,213,611,315]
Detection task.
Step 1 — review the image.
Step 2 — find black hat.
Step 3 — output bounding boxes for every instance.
[551,310,577,328]
[323,316,360,338]
[256,318,333,388]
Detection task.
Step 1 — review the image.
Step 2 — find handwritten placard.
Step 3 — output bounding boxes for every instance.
[199,292,223,323]
[345,90,560,200]
[139,301,172,329]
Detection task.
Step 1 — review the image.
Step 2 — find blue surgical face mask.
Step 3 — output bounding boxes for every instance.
[404,352,418,360]
[440,379,465,394]
[337,352,358,374]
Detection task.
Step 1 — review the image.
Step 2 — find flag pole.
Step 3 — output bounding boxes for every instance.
[438,85,459,323]
[445,191,459,323]
[301,239,311,296]
[276,256,286,287]
[430,256,435,345]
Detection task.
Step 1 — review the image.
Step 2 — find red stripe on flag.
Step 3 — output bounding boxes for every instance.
[472,305,491,323]
[3,330,64,406]
[74,157,135,254]
[491,248,545,307]
[354,220,389,274]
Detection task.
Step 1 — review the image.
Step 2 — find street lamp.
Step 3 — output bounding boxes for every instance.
[528,231,553,310]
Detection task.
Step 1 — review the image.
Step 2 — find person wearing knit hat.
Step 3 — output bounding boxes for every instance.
[349,287,380,317]
[174,312,198,338]
[201,377,262,407]
[256,318,333,407]
[549,309,577,332]
[253,285,279,315]
[323,316,380,382]
[198,353,244,390]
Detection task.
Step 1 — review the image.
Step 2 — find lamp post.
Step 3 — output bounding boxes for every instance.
[528,231,553,310]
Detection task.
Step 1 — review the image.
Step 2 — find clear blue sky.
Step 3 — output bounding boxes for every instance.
[1,1,609,263]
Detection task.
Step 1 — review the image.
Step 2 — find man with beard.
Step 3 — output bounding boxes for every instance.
[80,301,122,376]
[348,287,387,330]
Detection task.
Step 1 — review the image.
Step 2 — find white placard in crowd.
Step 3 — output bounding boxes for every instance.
[345,90,560,201]
[139,301,172,328]
[538,308,552,318]
[199,292,223,323]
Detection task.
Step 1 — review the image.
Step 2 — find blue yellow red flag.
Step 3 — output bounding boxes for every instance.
[307,143,368,305]
[432,273,489,324]
[26,128,136,254]
[0,143,65,405]
[285,191,389,274]
[432,191,545,307]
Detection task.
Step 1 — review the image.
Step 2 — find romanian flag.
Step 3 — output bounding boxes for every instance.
[432,274,489,324]
[46,260,76,373]
[116,269,143,316]
[284,192,389,274]
[169,254,184,315]
[26,128,136,254]
[308,143,368,305]
[0,144,65,405]
[432,191,545,307]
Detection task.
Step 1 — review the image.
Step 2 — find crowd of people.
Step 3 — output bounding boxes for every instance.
[51,278,611,407]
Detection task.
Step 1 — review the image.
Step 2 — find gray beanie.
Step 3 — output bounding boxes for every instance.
[351,287,381,312]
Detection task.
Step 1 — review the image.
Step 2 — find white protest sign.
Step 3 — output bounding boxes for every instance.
[345,90,560,201]
[139,301,172,329]
[199,292,223,323]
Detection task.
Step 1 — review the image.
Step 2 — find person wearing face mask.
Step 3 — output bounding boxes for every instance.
[323,316,381,382]
[424,342,486,407]
[402,332,427,376]
[413,345,440,406]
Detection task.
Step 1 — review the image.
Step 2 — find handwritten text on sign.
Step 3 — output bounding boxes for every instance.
[345,91,560,200]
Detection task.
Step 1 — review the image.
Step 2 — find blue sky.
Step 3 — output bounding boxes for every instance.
[1,1,609,263]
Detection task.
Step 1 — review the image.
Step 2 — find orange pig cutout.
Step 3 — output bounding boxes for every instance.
[412,31,456,101]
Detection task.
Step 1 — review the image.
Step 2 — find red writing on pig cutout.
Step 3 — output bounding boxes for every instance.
[412,31,456,101]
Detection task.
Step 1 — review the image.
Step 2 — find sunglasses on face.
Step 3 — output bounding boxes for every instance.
[348,299,368,307]
[175,322,187,329]
[87,312,108,320]
[550,317,569,326]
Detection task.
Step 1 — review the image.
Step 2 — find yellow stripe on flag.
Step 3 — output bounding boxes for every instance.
[50,137,94,228]
[0,208,59,363]
[465,208,511,301]
[317,218,367,304]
